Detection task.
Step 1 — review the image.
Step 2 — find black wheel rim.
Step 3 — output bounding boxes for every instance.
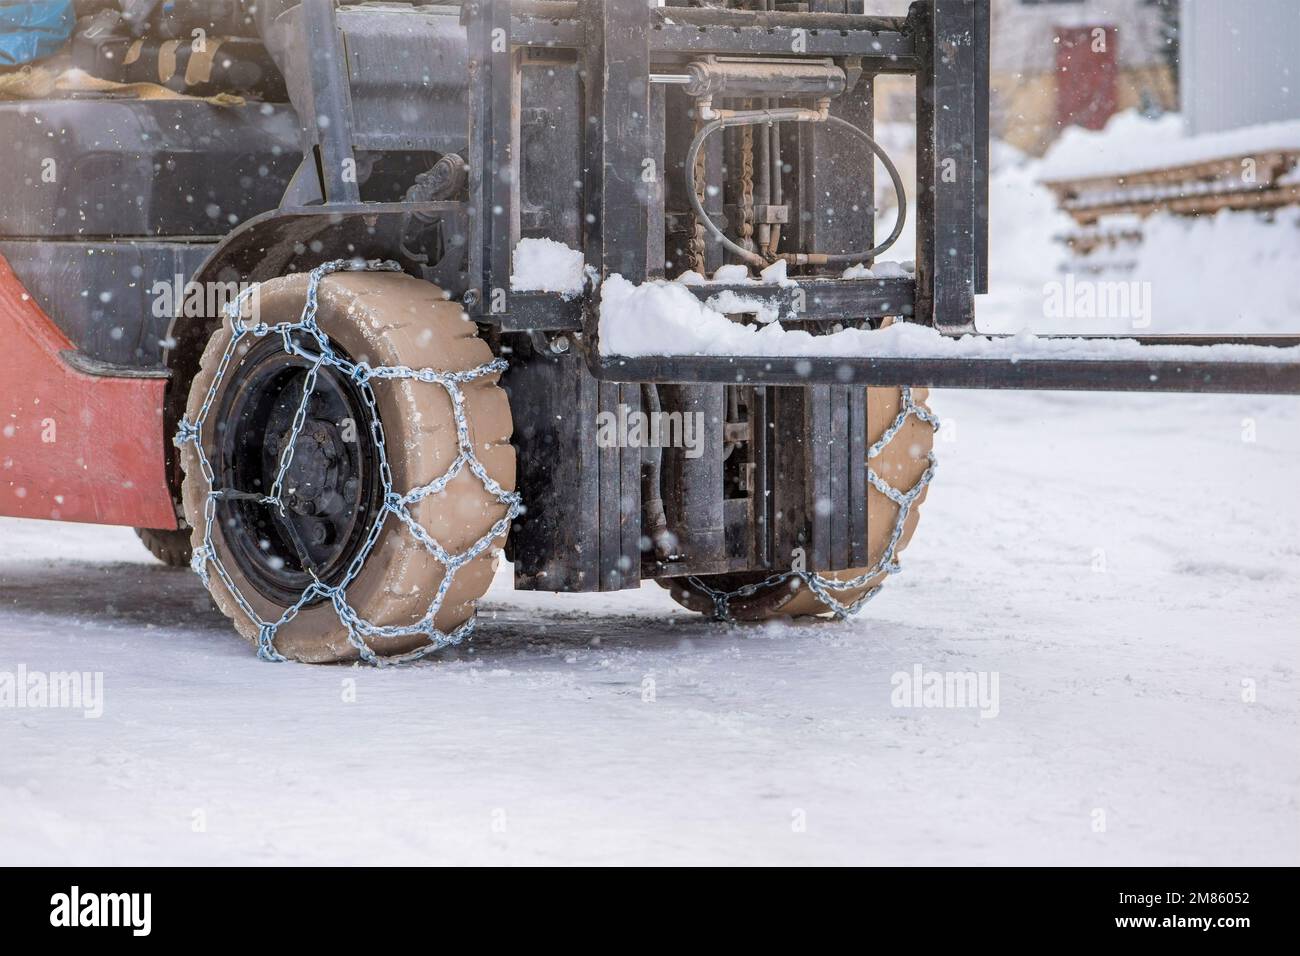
[213,335,382,606]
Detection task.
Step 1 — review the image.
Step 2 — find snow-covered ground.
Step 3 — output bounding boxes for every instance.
[2,389,1296,866]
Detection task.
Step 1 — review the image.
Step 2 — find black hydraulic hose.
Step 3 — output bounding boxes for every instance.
[685,111,908,267]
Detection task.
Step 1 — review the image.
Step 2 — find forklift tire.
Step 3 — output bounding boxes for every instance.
[134,527,193,568]
[662,386,933,621]
[178,271,515,663]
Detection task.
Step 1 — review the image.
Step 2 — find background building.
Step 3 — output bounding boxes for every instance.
[988,0,1178,154]
[874,0,1178,154]
[1180,0,1299,136]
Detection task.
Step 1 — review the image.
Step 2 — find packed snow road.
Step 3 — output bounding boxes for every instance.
[1,389,1296,866]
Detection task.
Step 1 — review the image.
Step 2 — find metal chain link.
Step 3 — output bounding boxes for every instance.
[685,386,938,622]
[740,119,756,254]
[689,113,709,273]
[174,258,522,665]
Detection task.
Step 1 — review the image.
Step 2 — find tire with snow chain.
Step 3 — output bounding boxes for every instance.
[179,270,515,663]
[660,386,934,621]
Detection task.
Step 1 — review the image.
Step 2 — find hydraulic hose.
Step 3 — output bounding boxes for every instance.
[685,110,908,269]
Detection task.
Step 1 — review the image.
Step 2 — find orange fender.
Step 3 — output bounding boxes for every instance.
[0,253,177,529]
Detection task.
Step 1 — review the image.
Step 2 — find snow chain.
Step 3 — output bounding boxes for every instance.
[685,388,938,622]
[174,259,523,665]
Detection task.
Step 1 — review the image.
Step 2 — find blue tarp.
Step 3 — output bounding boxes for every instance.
[0,1,74,67]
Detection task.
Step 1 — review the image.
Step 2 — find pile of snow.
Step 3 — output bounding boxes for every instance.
[669,262,796,321]
[1120,206,1300,333]
[598,273,1300,362]
[697,289,781,325]
[712,263,754,284]
[981,114,1300,335]
[510,238,589,298]
[600,276,786,355]
[675,261,795,287]
[843,260,914,279]
[758,260,794,286]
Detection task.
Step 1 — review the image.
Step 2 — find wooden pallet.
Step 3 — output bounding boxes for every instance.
[1042,150,1300,226]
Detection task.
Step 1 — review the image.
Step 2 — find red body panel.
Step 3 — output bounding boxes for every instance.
[0,254,177,529]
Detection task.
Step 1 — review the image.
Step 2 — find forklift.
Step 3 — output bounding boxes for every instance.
[1,0,1295,662]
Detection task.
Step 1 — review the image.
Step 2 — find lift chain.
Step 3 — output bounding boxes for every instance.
[685,386,938,622]
[740,118,756,253]
[689,112,709,273]
[175,258,523,665]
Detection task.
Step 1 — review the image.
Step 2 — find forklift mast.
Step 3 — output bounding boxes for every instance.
[443,0,1299,394]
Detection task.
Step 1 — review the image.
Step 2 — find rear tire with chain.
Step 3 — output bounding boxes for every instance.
[660,386,934,620]
[179,270,515,663]
[134,527,193,567]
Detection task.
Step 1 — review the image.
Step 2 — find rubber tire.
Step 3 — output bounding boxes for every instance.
[661,385,933,620]
[134,527,193,567]
[179,271,516,663]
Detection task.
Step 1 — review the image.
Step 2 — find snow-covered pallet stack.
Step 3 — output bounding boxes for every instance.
[1038,117,1300,277]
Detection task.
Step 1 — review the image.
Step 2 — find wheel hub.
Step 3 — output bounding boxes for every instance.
[213,337,381,606]
[281,420,348,518]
